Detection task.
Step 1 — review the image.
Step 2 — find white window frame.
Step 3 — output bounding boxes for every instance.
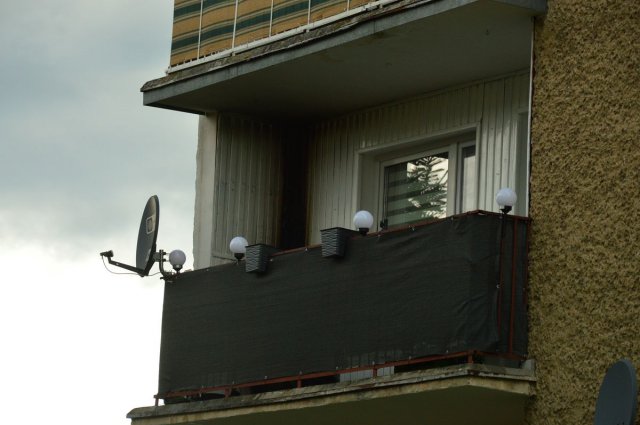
[354,125,479,232]
[378,144,457,224]
[456,140,477,214]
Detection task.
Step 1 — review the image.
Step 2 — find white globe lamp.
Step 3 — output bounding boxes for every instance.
[168,249,187,272]
[496,188,517,214]
[229,236,249,260]
[353,210,374,235]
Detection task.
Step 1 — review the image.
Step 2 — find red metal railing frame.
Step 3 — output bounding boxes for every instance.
[154,349,527,405]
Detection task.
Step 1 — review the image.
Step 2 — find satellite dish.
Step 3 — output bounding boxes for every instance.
[100,195,160,277]
[136,195,159,275]
[594,359,638,425]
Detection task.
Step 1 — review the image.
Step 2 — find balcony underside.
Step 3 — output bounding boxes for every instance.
[142,0,545,117]
[128,364,535,425]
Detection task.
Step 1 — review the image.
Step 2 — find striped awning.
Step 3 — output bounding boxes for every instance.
[170,0,388,67]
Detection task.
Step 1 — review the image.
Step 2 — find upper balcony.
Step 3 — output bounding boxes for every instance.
[142,0,546,118]
[128,210,533,425]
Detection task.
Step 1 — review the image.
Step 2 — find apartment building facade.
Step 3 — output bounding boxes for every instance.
[127,1,640,424]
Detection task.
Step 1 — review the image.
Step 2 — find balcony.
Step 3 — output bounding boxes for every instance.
[143,0,546,117]
[128,211,533,424]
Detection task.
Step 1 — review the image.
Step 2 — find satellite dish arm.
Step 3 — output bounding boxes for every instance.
[100,195,160,279]
[100,250,147,277]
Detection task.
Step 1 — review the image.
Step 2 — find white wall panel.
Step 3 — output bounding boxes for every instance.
[307,72,530,244]
[194,73,530,263]
[193,114,219,268]
[197,114,284,267]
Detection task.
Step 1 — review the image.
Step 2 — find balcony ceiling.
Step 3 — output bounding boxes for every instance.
[142,0,545,118]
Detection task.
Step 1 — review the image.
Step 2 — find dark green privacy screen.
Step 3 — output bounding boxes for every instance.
[158,212,528,396]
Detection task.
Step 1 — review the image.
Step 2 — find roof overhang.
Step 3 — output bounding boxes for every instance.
[142,0,546,118]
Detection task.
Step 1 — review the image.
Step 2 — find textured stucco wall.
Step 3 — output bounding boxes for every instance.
[528,1,640,424]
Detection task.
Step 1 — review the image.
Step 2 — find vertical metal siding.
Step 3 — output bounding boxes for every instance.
[307,73,529,244]
[209,114,283,266]
[478,73,530,212]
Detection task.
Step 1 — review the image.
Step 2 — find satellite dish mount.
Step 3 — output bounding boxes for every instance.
[100,195,185,280]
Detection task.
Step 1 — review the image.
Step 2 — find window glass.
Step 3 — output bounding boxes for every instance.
[459,145,476,212]
[383,152,449,227]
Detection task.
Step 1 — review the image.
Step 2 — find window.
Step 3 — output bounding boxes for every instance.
[458,145,476,213]
[379,140,476,228]
[382,151,449,227]
[355,131,478,232]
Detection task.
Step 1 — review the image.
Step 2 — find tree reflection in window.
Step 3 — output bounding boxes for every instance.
[384,152,448,228]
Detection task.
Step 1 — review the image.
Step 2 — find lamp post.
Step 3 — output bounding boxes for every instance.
[495,188,517,336]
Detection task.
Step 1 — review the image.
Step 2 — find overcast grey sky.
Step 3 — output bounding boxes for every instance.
[0,2,198,423]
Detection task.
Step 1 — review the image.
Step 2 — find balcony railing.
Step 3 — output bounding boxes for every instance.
[156,210,529,404]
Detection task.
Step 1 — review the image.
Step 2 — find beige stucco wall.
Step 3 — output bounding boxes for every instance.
[527,1,640,424]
